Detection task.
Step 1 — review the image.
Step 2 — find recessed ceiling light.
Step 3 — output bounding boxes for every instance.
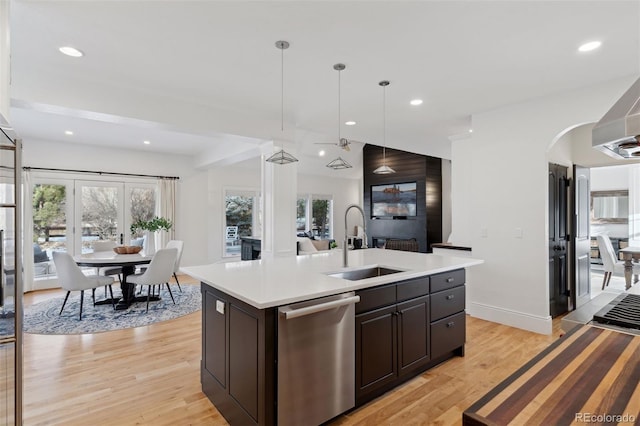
[578,41,602,53]
[64,130,73,135]
[410,99,423,106]
[469,129,473,133]
[143,140,151,145]
[345,121,356,126]
[318,150,326,157]
[59,46,84,57]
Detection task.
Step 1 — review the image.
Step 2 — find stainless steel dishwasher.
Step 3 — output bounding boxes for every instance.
[277,291,359,426]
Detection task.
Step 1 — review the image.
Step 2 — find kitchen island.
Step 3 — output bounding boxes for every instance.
[183,248,483,426]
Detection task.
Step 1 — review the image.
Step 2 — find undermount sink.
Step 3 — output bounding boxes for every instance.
[326,266,404,281]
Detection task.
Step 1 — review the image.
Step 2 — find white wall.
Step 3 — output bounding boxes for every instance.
[452,75,638,334]
[0,0,10,120]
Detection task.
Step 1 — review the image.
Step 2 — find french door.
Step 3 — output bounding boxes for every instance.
[32,177,156,282]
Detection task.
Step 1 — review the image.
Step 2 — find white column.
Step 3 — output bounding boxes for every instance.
[261,141,297,258]
[0,0,10,119]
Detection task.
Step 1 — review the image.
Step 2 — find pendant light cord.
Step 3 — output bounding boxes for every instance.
[338,68,341,140]
[382,83,386,163]
[281,44,284,132]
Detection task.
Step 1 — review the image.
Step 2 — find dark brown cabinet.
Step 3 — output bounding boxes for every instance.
[355,278,433,405]
[201,285,276,426]
[356,304,397,398]
[397,296,430,375]
[201,268,466,424]
[355,271,465,406]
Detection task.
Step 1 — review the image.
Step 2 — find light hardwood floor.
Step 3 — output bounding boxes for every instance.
[22,275,563,426]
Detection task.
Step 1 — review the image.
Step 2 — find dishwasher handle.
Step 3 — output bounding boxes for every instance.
[280,295,360,320]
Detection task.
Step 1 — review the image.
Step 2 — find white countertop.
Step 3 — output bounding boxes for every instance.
[182,248,483,309]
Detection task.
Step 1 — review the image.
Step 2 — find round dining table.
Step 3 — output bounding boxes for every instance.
[74,250,154,310]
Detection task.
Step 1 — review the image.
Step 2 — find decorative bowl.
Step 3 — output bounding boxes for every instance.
[113,246,143,254]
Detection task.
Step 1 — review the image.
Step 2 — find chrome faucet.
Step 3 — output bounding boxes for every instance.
[344,204,368,267]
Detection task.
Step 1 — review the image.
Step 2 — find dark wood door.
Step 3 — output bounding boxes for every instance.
[572,165,591,309]
[549,163,569,317]
[355,305,397,398]
[397,296,430,376]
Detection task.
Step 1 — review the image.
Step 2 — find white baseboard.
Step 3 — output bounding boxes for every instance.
[468,301,552,335]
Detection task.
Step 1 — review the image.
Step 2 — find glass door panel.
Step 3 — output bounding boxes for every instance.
[32,183,68,278]
[75,181,124,254]
[126,184,156,243]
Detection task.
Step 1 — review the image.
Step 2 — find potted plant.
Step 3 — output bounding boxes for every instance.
[130,216,172,254]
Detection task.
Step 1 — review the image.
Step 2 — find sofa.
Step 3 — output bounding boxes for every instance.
[296,237,334,255]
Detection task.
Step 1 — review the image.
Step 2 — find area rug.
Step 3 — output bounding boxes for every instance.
[23,284,201,335]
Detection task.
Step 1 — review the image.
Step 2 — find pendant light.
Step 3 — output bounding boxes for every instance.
[326,156,352,170]
[266,40,299,165]
[373,80,395,174]
[326,63,353,170]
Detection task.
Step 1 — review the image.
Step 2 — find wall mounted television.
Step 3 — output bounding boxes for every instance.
[371,181,417,217]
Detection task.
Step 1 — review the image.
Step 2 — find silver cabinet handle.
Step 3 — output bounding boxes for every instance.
[446,294,455,300]
[447,321,455,327]
[446,277,454,283]
[280,295,360,320]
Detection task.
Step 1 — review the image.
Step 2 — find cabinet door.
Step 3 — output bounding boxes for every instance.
[356,305,397,398]
[203,289,227,388]
[397,296,430,376]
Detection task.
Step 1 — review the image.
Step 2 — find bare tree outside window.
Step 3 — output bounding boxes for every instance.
[130,188,156,237]
[82,187,118,239]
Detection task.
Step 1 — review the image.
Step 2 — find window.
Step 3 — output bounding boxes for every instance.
[224,189,261,257]
[297,194,333,239]
[31,176,157,279]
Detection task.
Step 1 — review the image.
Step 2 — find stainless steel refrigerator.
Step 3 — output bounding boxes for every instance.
[0,113,22,425]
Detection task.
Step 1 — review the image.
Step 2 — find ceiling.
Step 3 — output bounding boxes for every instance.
[7,0,640,176]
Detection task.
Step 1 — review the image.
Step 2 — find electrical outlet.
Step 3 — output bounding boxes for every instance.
[216,300,225,314]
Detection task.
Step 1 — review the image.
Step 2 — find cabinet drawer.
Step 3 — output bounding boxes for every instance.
[430,269,465,293]
[356,284,396,314]
[430,311,465,359]
[430,285,465,322]
[396,276,430,302]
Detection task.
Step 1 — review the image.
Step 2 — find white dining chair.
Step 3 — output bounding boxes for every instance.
[52,251,115,320]
[138,240,184,294]
[596,235,640,289]
[127,248,178,312]
[166,240,184,292]
[91,240,123,298]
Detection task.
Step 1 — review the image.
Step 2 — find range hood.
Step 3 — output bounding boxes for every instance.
[592,77,640,159]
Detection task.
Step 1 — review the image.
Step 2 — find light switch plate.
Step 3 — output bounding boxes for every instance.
[216,300,225,314]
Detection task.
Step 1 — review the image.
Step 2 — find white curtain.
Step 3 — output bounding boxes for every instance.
[629,164,640,244]
[22,169,35,292]
[158,178,177,248]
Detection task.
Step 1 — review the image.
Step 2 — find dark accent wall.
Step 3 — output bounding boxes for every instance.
[363,145,442,253]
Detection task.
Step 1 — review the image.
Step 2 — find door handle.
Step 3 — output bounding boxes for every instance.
[279,295,360,319]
